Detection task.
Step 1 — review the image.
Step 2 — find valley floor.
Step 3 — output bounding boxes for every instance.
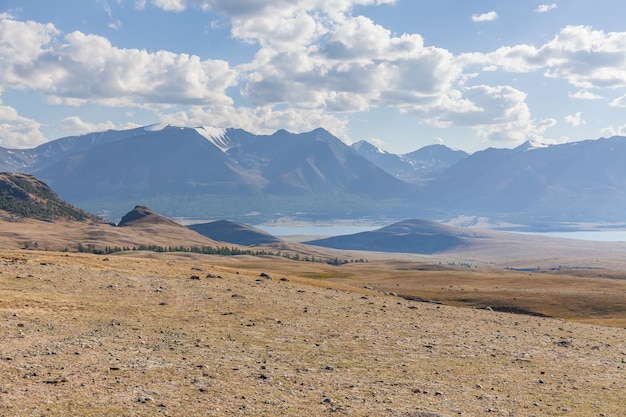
[1,250,625,416]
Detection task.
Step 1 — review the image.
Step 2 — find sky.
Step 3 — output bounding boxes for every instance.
[1,1,626,154]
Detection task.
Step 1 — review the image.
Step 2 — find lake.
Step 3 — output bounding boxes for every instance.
[258,224,626,242]
[257,225,379,237]
[516,230,626,242]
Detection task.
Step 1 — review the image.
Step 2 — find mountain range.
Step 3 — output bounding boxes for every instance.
[2,124,626,227]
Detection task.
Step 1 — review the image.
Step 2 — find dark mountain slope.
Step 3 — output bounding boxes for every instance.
[230,128,408,196]
[402,144,468,175]
[352,141,469,182]
[36,126,263,202]
[304,219,482,254]
[188,219,281,246]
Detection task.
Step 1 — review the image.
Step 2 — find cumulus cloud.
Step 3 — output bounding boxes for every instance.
[610,94,626,107]
[157,104,351,142]
[569,90,603,100]
[59,116,140,134]
[536,4,558,13]
[477,26,626,89]
[0,103,47,148]
[601,124,626,137]
[565,112,585,127]
[0,18,237,108]
[417,85,556,146]
[471,11,498,22]
[0,2,567,148]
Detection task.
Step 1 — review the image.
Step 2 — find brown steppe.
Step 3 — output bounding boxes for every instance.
[2,249,626,416]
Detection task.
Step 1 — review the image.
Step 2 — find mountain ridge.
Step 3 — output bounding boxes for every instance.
[2,125,626,225]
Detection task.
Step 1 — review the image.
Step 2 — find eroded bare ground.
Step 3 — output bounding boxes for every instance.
[1,250,626,416]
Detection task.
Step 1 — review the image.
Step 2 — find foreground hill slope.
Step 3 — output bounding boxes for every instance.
[1,250,625,416]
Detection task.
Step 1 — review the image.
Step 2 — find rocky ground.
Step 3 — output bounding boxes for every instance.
[1,250,625,416]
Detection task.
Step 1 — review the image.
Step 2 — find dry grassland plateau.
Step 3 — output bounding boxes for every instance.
[1,249,626,416]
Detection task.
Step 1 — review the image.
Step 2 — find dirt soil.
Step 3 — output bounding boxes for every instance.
[1,250,626,416]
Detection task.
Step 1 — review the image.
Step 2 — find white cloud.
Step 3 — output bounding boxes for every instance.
[0,19,237,108]
[152,0,186,12]
[0,102,47,148]
[569,90,603,100]
[417,85,556,146]
[59,116,140,134]
[564,112,585,127]
[471,11,498,23]
[610,94,626,107]
[0,3,567,149]
[241,13,462,115]
[157,104,351,143]
[477,26,626,89]
[134,0,147,10]
[536,4,558,13]
[108,20,122,30]
[601,124,626,137]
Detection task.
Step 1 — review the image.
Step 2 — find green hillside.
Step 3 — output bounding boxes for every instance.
[0,172,103,222]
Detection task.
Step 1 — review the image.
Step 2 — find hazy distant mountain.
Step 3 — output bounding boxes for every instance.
[305,219,481,254]
[189,219,281,246]
[402,144,469,175]
[228,128,407,196]
[1,125,408,220]
[351,140,417,182]
[421,136,626,223]
[35,125,262,203]
[351,140,468,182]
[3,124,626,225]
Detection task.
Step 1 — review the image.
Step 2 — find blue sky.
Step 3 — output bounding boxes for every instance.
[1,0,626,153]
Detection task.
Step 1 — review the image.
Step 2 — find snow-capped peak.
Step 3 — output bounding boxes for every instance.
[516,139,550,151]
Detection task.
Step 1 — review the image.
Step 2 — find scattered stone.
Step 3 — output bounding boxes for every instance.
[43,377,68,384]
[260,272,272,280]
[190,275,201,280]
[279,277,289,281]
[136,396,153,403]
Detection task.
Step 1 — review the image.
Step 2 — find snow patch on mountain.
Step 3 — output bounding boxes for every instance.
[144,122,170,132]
[516,140,550,151]
[194,126,230,151]
[352,140,388,155]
